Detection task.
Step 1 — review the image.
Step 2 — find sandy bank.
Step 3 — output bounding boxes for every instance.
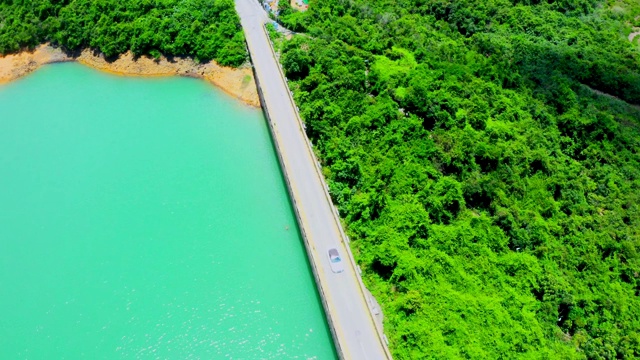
[0,44,260,107]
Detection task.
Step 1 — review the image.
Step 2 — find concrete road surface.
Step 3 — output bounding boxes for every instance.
[234,0,392,359]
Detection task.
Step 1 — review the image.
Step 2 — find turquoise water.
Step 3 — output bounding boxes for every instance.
[0,63,336,359]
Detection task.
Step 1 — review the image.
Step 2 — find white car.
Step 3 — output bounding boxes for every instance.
[327,248,345,273]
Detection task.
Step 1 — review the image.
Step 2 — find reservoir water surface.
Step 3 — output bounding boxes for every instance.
[0,63,336,359]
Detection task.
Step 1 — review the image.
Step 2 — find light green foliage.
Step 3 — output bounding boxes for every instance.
[371,47,417,83]
[279,0,640,358]
[265,23,279,41]
[371,47,416,100]
[265,22,285,54]
[0,0,246,66]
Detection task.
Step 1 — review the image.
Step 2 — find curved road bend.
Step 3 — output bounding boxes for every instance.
[234,1,391,359]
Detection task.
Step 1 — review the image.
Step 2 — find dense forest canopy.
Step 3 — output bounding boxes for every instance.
[276,0,640,358]
[0,0,246,66]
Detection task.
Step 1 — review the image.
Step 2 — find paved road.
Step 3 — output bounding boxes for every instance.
[234,1,391,359]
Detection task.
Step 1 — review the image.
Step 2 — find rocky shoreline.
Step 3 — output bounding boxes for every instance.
[0,44,260,107]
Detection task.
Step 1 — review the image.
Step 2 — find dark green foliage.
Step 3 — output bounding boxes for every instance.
[0,0,246,66]
[279,0,640,358]
[282,46,311,79]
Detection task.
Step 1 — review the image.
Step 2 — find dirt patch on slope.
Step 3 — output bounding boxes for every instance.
[629,27,640,43]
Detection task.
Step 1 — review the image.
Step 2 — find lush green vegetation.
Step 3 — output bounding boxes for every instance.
[276,0,640,358]
[0,0,246,66]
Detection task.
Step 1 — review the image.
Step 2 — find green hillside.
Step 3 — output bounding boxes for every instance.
[0,0,246,66]
[276,0,640,358]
